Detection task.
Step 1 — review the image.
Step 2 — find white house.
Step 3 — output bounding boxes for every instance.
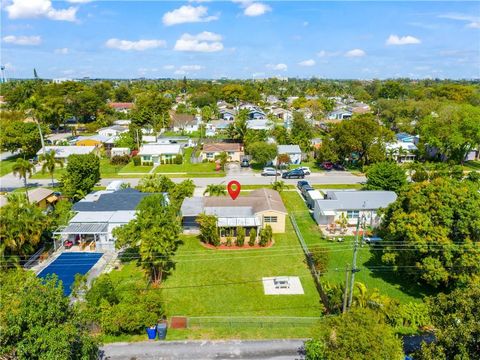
[138,144,183,165]
[98,125,129,137]
[111,147,131,157]
[171,113,202,133]
[54,189,163,251]
[276,145,302,165]
[36,146,98,160]
[313,190,397,227]
[385,142,418,163]
[327,109,352,120]
[246,119,273,131]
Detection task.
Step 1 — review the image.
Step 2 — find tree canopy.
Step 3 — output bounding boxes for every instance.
[365,161,408,193]
[61,153,101,198]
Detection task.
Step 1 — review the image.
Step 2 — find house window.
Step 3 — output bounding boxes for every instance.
[143,155,151,161]
[346,210,359,219]
[206,152,214,159]
[264,216,278,223]
[228,151,235,156]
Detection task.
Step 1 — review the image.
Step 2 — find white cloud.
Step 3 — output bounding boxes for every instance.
[345,49,366,57]
[298,59,315,67]
[234,1,271,17]
[54,47,69,54]
[5,0,78,22]
[2,35,41,45]
[439,13,480,29]
[105,38,167,51]
[267,63,287,71]
[174,70,187,75]
[386,35,421,45]
[162,5,218,26]
[174,32,223,52]
[180,65,204,71]
[317,50,340,58]
[163,65,175,70]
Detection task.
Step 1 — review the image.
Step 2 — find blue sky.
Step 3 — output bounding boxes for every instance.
[1,1,479,79]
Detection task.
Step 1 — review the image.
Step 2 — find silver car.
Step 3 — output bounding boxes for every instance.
[261,167,280,176]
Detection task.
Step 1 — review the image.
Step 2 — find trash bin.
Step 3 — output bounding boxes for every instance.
[157,323,167,340]
[146,326,157,340]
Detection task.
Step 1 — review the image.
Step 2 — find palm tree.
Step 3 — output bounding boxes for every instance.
[397,146,407,163]
[215,151,229,170]
[12,158,34,201]
[203,184,226,196]
[386,148,397,162]
[40,150,64,187]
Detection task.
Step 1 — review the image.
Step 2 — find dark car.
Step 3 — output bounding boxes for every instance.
[297,180,309,190]
[240,159,250,168]
[301,185,315,198]
[282,168,305,179]
[333,163,345,171]
[322,162,334,170]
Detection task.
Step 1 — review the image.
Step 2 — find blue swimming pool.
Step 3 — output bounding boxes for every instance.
[38,252,103,295]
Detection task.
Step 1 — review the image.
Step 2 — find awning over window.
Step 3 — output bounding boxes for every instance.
[217,217,262,227]
[54,223,109,235]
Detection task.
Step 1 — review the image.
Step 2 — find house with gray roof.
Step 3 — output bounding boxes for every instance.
[55,189,163,251]
[180,188,287,237]
[275,144,302,164]
[313,190,397,227]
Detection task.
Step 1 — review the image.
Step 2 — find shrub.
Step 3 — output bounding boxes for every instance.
[226,237,232,246]
[271,180,285,192]
[110,155,130,165]
[310,247,330,274]
[197,214,220,246]
[175,154,183,164]
[259,225,272,247]
[236,227,245,247]
[132,156,141,166]
[248,228,257,246]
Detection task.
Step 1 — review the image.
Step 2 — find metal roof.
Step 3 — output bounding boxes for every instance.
[277,145,301,154]
[55,223,108,235]
[206,206,254,217]
[217,216,262,227]
[315,191,397,211]
[73,189,154,212]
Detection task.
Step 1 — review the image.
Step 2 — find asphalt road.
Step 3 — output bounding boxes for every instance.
[0,172,365,191]
[100,340,305,360]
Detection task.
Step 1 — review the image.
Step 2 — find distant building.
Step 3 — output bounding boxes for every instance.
[170,113,201,133]
[201,143,244,162]
[98,125,129,137]
[327,109,352,120]
[36,146,98,160]
[276,145,302,165]
[108,102,134,113]
[138,144,183,165]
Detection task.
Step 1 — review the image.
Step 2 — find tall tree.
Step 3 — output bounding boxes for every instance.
[40,150,64,187]
[61,154,100,198]
[12,158,34,198]
[247,142,277,165]
[113,194,180,284]
[291,111,313,152]
[380,178,480,288]
[203,184,226,196]
[0,269,98,359]
[365,161,407,193]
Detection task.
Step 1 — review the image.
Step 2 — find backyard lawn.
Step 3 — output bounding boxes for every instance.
[154,148,225,176]
[280,191,430,303]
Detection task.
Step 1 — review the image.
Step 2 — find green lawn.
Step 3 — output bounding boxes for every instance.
[0,155,22,177]
[118,162,152,174]
[463,161,480,171]
[154,148,225,176]
[280,192,429,303]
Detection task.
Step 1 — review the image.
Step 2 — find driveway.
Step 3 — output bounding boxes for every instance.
[101,339,305,360]
[226,162,254,176]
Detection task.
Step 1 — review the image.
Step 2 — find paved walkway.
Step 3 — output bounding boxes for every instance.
[100,339,305,360]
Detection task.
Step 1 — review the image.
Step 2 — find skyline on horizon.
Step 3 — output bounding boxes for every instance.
[1,0,479,80]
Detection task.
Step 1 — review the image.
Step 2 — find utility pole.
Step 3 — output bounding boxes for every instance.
[136,128,140,150]
[342,263,349,313]
[347,213,361,308]
[348,202,366,309]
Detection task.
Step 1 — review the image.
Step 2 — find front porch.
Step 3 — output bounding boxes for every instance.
[217,216,262,244]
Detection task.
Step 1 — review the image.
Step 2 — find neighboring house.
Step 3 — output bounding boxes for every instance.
[348,102,371,114]
[36,146,98,160]
[246,119,273,131]
[76,135,116,150]
[181,188,287,236]
[108,102,134,113]
[219,108,236,121]
[113,119,131,127]
[156,136,194,147]
[171,112,202,133]
[27,188,57,209]
[248,109,266,120]
[206,120,230,136]
[313,190,397,227]
[111,147,131,157]
[311,138,323,150]
[98,125,129,137]
[275,145,302,165]
[201,143,244,162]
[271,108,293,122]
[266,95,279,104]
[138,144,183,165]
[54,188,158,251]
[385,141,418,163]
[396,133,419,144]
[327,109,352,120]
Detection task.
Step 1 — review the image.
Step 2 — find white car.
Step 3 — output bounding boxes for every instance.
[261,167,280,176]
[298,167,311,175]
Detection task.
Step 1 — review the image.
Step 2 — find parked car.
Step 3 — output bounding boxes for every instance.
[240,159,250,168]
[334,163,345,171]
[321,162,334,170]
[282,168,305,179]
[298,167,311,175]
[297,180,309,190]
[262,167,280,176]
[301,185,315,198]
[364,237,383,244]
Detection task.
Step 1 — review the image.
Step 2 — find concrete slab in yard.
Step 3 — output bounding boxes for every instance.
[262,276,304,295]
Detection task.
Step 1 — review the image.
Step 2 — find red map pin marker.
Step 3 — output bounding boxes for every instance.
[227,180,241,200]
